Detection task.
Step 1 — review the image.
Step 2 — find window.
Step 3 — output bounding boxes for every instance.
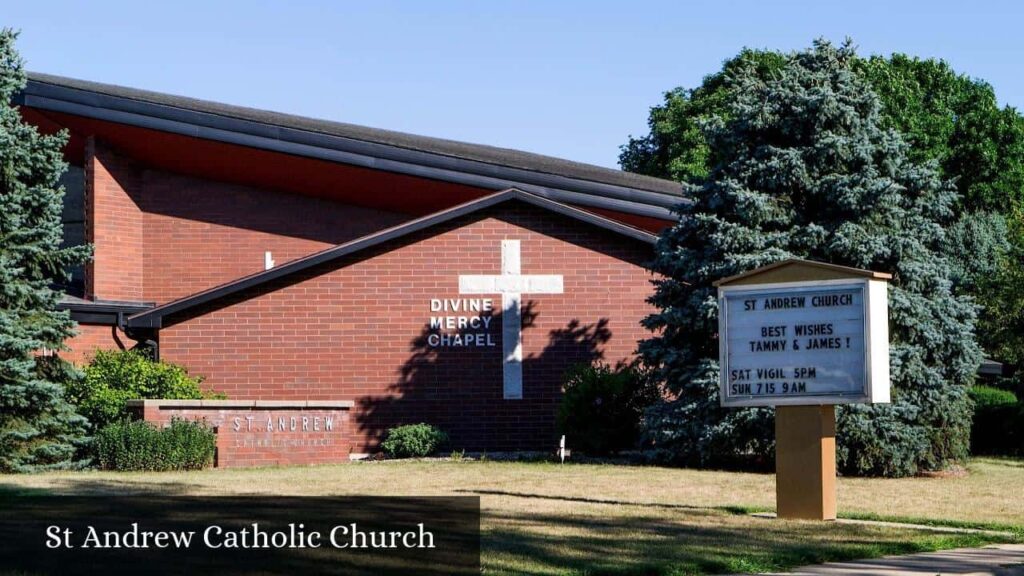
[58,165,86,296]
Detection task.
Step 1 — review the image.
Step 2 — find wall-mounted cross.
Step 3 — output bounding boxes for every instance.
[459,240,564,399]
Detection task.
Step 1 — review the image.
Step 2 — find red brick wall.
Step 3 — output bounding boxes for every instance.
[61,323,129,365]
[84,140,409,304]
[86,139,145,301]
[136,170,409,303]
[159,203,655,453]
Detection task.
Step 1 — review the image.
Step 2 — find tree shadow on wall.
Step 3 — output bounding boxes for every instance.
[355,301,612,452]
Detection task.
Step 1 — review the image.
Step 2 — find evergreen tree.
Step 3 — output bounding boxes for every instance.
[980,210,1024,372]
[621,47,1024,373]
[0,29,90,472]
[640,39,982,477]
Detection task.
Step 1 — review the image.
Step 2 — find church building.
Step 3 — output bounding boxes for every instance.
[17,74,682,464]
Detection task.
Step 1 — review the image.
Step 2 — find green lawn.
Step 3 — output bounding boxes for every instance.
[2,457,1022,575]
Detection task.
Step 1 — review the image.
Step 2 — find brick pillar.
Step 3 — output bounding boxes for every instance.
[85,138,145,301]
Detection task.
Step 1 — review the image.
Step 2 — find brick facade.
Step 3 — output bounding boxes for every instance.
[65,140,414,362]
[63,140,661,461]
[86,138,145,301]
[158,202,655,454]
[137,170,409,303]
[62,323,130,365]
[83,140,409,304]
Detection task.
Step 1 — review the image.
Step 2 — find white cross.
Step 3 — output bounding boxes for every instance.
[459,240,563,399]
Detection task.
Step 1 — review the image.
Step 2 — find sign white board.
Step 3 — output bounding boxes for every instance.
[718,278,890,407]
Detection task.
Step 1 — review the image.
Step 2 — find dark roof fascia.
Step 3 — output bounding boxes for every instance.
[19,74,684,221]
[978,358,1010,378]
[58,298,154,326]
[126,189,656,330]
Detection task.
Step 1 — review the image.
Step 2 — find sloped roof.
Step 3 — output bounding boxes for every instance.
[126,189,656,329]
[20,73,683,220]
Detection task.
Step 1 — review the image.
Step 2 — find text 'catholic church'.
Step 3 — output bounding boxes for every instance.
[17,74,682,466]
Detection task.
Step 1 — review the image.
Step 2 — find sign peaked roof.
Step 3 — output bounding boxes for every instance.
[714,259,893,287]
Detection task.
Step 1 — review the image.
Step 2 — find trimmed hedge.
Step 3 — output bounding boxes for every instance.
[971,385,1018,409]
[969,385,1022,456]
[381,424,448,458]
[95,418,216,471]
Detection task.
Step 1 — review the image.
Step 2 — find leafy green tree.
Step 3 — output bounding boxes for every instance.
[855,54,1024,213]
[640,40,981,477]
[622,50,1024,214]
[855,57,1023,360]
[0,29,91,472]
[620,49,787,184]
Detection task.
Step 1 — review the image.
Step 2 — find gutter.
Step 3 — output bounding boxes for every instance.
[58,298,153,326]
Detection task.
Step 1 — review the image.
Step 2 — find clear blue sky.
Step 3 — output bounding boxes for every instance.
[7,1,1023,169]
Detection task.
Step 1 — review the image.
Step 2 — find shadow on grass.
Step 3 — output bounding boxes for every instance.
[455,488,756,516]
[458,489,1012,575]
[480,506,1006,575]
[0,478,199,497]
[1,482,1012,575]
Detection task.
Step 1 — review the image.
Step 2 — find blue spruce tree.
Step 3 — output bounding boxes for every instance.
[641,40,982,477]
[0,29,90,471]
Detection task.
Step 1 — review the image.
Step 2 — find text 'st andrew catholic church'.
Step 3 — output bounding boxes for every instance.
[16,74,683,465]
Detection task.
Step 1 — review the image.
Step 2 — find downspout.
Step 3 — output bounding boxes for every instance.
[118,311,159,360]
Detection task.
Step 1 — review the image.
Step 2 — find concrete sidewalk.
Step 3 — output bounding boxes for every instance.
[758,544,1024,575]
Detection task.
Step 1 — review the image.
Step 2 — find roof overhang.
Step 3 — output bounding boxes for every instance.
[58,297,154,326]
[979,358,1013,378]
[126,189,656,330]
[18,74,684,222]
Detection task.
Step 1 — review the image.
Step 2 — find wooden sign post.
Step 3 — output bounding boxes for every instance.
[715,260,891,520]
[775,405,836,519]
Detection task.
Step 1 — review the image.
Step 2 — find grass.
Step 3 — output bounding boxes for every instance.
[2,457,1022,574]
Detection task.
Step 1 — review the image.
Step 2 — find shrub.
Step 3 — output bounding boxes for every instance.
[557,363,659,455]
[94,418,215,471]
[969,384,1021,456]
[381,424,449,458]
[970,384,1018,409]
[67,349,221,431]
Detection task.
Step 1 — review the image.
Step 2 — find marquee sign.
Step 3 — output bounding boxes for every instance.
[717,275,890,408]
[715,260,892,521]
